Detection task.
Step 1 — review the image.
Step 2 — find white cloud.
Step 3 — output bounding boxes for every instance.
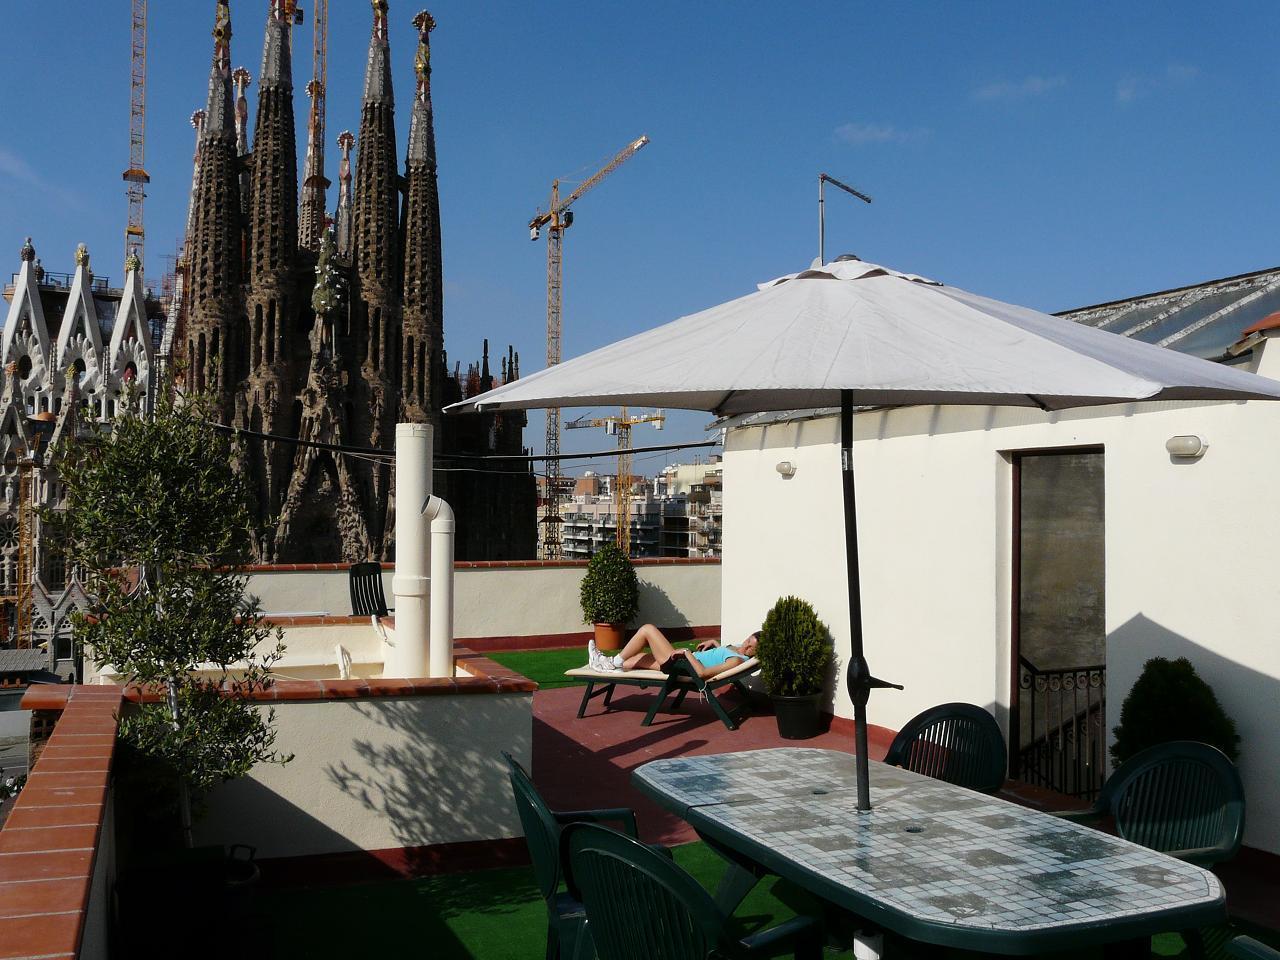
[834,122,929,146]
[1117,64,1201,104]
[972,75,1067,102]
[0,148,37,183]
[0,147,82,211]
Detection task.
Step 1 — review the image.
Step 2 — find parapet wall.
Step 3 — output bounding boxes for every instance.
[245,558,722,648]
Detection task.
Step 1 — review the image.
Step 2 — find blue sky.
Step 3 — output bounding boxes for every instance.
[3,1,1279,472]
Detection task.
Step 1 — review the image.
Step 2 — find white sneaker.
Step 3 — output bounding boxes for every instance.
[587,638,621,672]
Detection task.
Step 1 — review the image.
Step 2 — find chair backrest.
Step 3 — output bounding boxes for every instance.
[502,751,564,904]
[565,822,725,960]
[348,562,388,617]
[1228,937,1280,960]
[884,702,1007,793]
[1100,740,1245,864]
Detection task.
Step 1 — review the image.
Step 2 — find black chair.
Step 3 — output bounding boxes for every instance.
[564,822,823,960]
[348,561,391,617]
[884,702,1007,793]
[1055,740,1245,867]
[503,752,646,960]
[1229,938,1280,960]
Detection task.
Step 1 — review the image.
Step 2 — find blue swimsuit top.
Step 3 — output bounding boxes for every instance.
[692,644,748,668]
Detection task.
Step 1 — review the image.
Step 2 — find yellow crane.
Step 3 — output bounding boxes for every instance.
[529,135,650,559]
[123,0,149,267]
[566,408,665,557]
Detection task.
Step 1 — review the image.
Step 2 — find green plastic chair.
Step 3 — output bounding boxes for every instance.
[1229,937,1280,960]
[884,702,1007,793]
[564,822,823,960]
[1056,740,1245,868]
[503,751,643,960]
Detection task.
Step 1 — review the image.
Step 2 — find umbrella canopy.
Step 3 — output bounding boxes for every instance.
[450,258,1280,416]
[448,257,1280,813]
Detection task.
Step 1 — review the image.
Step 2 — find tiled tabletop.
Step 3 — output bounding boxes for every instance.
[634,748,1225,954]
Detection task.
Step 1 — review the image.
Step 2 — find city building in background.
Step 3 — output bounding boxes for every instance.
[552,455,723,559]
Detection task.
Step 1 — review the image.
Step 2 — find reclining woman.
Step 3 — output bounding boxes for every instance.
[588,624,759,680]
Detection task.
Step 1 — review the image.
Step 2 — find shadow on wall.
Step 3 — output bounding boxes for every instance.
[1107,613,1279,850]
[638,580,683,627]
[325,696,526,873]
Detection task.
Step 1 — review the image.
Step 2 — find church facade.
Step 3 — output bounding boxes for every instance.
[181,0,534,562]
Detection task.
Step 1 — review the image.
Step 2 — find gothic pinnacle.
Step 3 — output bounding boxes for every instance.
[204,0,235,136]
[261,0,294,87]
[363,0,393,105]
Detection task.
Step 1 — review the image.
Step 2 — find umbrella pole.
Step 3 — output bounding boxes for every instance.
[841,389,902,813]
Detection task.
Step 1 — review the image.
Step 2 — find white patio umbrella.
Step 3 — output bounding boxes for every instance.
[447,256,1280,811]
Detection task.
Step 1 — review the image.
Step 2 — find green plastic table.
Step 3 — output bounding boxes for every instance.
[633,747,1226,955]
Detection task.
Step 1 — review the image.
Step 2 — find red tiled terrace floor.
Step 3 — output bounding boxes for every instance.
[530,683,895,847]
[528,683,1280,930]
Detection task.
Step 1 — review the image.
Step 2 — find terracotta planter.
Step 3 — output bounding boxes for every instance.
[593,622,627,650]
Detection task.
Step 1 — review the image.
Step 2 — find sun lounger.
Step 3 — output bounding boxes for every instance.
[564,654,759,730]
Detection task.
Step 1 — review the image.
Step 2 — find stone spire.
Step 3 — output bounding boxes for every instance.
[241,0,301,533]
[232,67,252,219]
[350,0,402,551]
[334,130,355,259]
[400,10,443,427]
[185,0,243,408]
[248,0,297,288]
[299,77,331,251]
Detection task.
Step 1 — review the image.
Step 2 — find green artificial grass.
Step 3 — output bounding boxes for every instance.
[487,641,699,691]
[261,840,1280,960]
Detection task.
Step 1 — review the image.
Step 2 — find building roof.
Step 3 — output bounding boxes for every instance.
[0,648,50,673]
[1056,265,1280,361]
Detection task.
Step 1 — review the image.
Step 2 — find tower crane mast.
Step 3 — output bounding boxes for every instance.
[530,135,649,559]
[123,0,149,267]
[566,408,665,557]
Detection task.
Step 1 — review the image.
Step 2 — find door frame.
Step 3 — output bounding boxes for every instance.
[1008,444,1104,771]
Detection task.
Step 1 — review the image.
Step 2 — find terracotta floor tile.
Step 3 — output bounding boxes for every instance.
[0,849,93,884]
[0,876,90,919]
[0,913,81,959]
[0,825,98,855]
[1,807,101,830]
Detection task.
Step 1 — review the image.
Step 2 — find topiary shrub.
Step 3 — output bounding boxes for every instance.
[1111,656,1240,764]
[580,543,639,625]
[757,596,833,698]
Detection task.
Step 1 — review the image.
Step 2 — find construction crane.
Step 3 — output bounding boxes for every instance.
[566,408,665,557]
[529,134,649,559]
[299,0,330,250]
[123,0,149,268]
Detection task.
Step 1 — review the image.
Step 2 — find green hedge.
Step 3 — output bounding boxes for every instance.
[758,596,832,698]
[1112,656,1240,764]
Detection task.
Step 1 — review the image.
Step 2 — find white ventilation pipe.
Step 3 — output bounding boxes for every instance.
[389,423,432,678]
[423,495,455,678]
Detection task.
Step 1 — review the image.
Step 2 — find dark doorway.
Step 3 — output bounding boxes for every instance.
[1011,448,1107,799]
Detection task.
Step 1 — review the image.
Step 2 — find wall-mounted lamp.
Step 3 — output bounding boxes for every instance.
[1166,435,1208,459]
[776,460,797,478]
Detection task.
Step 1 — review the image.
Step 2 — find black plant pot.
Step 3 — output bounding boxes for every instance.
[772,693,823,740]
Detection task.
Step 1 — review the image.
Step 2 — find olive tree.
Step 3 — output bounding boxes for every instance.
[51,390,289,846]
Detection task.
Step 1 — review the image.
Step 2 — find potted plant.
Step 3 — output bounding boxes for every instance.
[757,596,833,739]
[580,542,639,649]
[52,389,291,863]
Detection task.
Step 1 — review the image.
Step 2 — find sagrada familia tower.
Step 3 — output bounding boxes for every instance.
[181,0,535,562]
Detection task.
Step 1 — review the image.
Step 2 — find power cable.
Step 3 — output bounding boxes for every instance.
[206,421,720,464]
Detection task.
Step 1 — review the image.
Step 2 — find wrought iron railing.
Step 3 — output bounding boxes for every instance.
[1014,656,1106,800]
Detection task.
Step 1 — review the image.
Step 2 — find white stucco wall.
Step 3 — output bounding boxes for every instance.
[724,377,1280,855]
[245,561,722,638]
[195,691,532,858]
